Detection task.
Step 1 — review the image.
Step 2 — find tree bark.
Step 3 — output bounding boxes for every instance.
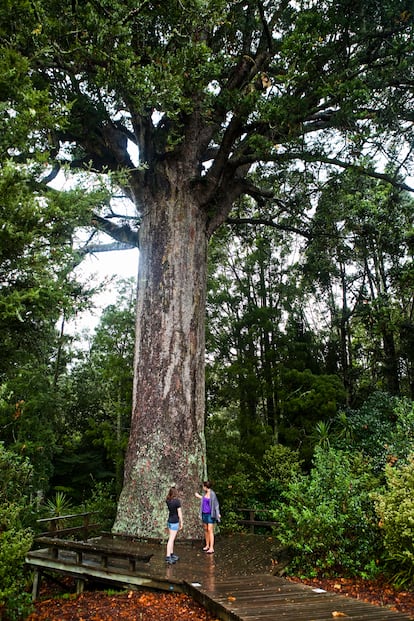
[113,164,209,539]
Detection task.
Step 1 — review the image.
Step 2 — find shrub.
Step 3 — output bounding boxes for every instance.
[217,470,256,530]
[332,392,407,475]
[0,443,35,620]
[373,455,414,587]
[272,447,382,578]
[0,504,33,620]
[255,444,303,505]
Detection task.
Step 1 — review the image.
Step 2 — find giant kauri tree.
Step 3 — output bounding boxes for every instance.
[2,0,414,537]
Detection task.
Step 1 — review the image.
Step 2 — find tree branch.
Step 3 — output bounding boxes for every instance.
[90,213,139,248]
[81,241,137,255]
[226,216,311,239]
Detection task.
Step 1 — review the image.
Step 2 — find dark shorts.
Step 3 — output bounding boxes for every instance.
[202,512,216,525]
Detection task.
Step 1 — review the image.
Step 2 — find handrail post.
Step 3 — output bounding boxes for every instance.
[249,510,256,533]
[83,513,90,540]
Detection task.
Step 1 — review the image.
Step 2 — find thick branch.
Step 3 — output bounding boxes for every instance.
[81,241,137,254]
[90,213,139,247]
[229,150,414,193]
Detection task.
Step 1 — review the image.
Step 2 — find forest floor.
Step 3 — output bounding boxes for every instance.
[25,573,414,620]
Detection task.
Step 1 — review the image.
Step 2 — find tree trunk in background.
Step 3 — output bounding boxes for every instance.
[113,177,208,539]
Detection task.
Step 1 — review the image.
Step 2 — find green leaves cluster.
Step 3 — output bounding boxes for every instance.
[373,456,414,587]
[272,447,382,578]
[0,443,34,620]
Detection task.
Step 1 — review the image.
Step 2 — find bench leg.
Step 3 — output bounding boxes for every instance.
[76,579,85,595]
[32,569,42,601]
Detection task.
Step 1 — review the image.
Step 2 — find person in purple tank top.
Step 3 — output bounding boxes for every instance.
[195,480,221,553]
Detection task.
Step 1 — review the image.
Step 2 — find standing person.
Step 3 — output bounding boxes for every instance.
[165,486,183,564]
[195,480,221,554]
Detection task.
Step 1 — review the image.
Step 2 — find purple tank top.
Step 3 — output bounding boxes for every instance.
[202,496,211,513]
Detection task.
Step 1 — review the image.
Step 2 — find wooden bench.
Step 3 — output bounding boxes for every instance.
[34,536,153,571]
[28,534,154,600]
[237,508,277,533]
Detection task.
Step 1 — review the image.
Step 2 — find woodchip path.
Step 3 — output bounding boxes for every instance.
[26,534,412,621]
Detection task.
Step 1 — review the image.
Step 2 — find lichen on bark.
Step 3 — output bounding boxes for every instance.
[113,187,209,539]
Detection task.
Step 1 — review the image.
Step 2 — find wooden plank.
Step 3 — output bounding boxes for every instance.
[237,520,276,527]
[187,574,411,621]
[36,512,96,523]
[37,524,101,538]
[34,537,153,563]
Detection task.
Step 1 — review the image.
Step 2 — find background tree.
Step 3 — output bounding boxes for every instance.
[2,0,414,538]
[53,281,135,501]
[0,163,101,493]
[304,168,414,401]
[206,223,297,453]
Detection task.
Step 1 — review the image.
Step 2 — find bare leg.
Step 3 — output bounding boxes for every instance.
[207,523,214,552]
[202,522,209,549]
[166,528,178,557]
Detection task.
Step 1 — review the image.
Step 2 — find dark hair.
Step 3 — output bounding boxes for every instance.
[166,486,178,501]
[203,480,212,489]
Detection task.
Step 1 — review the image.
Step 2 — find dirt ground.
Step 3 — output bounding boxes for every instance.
[26,584,218,621]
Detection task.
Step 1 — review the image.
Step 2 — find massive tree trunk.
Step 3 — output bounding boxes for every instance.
[113,162,209,539]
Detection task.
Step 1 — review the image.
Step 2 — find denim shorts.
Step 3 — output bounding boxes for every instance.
[202,512,216,525]
[167,521,179,531]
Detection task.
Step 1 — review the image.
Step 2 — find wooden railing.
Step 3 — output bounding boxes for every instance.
[237,508,277,533]
[36,511,100,540]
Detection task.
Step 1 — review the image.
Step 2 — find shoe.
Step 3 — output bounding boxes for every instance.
[171,554,180,561]
[206,549,215,554]
[202,546,209,551]
[165,556,176,564]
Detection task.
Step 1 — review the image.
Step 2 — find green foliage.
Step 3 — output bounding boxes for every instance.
[83,482,117,533]
[332,393,414,474]
[0,156,105,496]
[0,441,33,505]
[272,447,382,578]
[255,444,303,503]
[373,456,414,587]
[0,506,33,621]
[44,491,73,519]
[279,369,346,461]
[0,370,58,494]
[206,409,245,482]
[0,444,34,620]
[50,281,135,502]
[389,398,414,462]
[303,170,414,400]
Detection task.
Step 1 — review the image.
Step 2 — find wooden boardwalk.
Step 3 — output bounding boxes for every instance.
[26,534,412,620]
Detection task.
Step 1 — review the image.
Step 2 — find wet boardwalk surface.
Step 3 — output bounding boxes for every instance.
[26,534,412,620]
